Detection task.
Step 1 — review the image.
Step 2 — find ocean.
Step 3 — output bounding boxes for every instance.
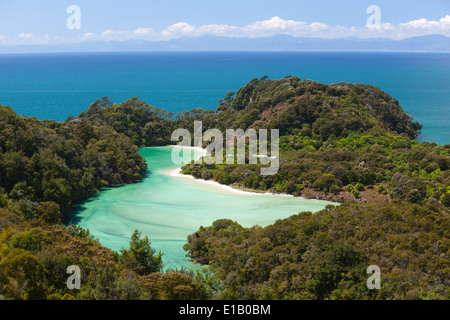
[0,51,449,145]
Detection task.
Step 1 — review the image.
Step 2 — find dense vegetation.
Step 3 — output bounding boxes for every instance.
[183,201,449,299]
[75,96,174,146]
[0,76,449,300]
[0,208,215,299]
[0,104,146,219]
[179,77,449,300]
[179,77,450,208]
[75,77,450,208]
[0,101,218,300]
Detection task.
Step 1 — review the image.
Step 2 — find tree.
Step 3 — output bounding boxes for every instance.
[224,91,235,102]
[141,272,209,300]
[120,230,163,275]
[37,201,62,224]
[330,184,341,195]
[441,193,450,207]
[0,248,46,299]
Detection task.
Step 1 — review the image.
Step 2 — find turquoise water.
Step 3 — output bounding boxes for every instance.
[2,51,448,270]
[0,52,449,144]
[71,146,335,270]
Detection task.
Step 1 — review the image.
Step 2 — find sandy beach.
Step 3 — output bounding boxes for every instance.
[168,144,208,157]
[165,145,294,197]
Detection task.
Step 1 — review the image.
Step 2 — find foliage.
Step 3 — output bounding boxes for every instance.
[119,230,163,275]
[0,104,147,219]
[184,202,450,300]
[1,76,449,300]
[78,96,174,146]
[0,208,210,300]
[177,77,449,207]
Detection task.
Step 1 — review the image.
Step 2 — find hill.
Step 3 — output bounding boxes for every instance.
[0,103,147,218]
[184,201,450,299]
[2,34,450,53]
[0,76,449,300]
[178,77,449,207]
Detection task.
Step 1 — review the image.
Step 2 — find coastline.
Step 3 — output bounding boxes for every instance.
[167,166,296,197]
[167,144,208,157]
[165,144,297,198]
[163,145,382,204]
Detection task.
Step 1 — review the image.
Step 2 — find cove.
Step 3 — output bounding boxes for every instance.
[71,146,335,271]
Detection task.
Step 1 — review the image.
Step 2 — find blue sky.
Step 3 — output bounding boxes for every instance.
[0,0,449,45]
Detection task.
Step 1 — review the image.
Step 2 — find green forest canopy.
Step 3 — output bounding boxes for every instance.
[0,76,449,300]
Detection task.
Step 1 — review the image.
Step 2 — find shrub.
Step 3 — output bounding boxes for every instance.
[201,170,213,180]
[377,186,387,195]
[441,193,450,207]
[312,174,341,191]
[330,185,341,195]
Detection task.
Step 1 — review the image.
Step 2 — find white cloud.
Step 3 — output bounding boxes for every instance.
[3,15,450,46]
[247,16,307,32]
[397,14,450,36]
[133,28,154,36]
[162,22,195,37]
[81,32,96,40]
[155,17,330,39]
[18,33,34,38]
[158,22,235,39]
[1,33,54,46]
[151,15,450,40]
[310,22,329,31]
[386,14,450,39]
[197,24,238,37]
[400,15,450,30]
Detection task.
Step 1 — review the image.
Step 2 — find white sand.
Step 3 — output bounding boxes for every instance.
[165,145,293,197]
[168,144,208,158]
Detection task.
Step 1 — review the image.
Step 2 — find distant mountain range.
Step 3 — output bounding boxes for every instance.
[2,34,450,53]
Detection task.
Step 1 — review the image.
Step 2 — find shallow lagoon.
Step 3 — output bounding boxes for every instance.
[72,146,335,270]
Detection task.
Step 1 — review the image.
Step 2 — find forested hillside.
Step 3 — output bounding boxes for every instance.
[0,208,214,299]
[179,77,450,207]
[0,104,147,219]
[0,102,217,300]
[180,77,450,300]
[75,77,449,208]
[75,96,174,146]
[1,76,449,300]
[184,201,449,299]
